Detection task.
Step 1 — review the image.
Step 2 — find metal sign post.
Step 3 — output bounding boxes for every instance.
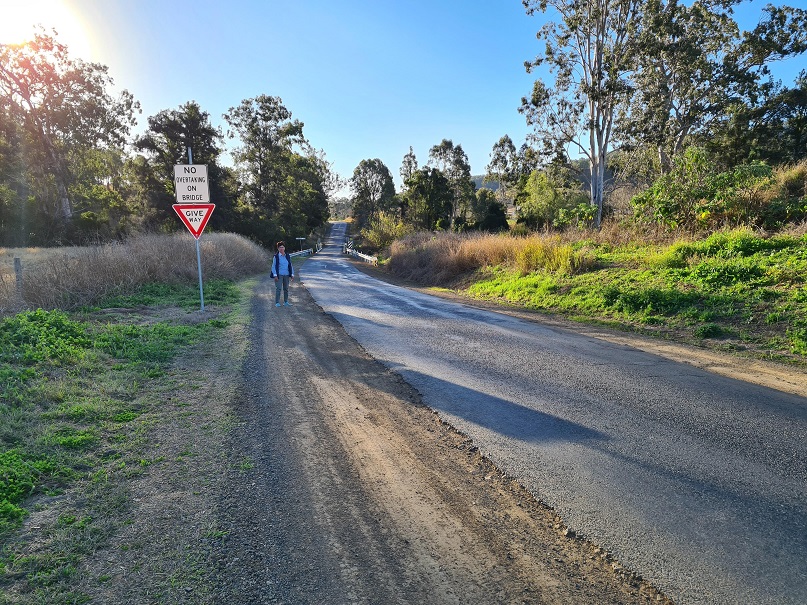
[173,147,214,311]
[195,238,204,311]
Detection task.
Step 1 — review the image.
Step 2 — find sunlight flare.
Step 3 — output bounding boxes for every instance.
[0,0,91,59]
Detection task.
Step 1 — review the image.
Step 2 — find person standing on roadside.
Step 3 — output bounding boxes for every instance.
[271,241,294,307]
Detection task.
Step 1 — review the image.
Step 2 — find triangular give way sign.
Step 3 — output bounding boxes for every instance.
[173,204,215,239]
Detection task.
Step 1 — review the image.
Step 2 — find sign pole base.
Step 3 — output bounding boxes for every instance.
[196,238,205,312]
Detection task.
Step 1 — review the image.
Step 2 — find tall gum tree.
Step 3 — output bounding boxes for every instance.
[624,1,807,176]
[0,32,138,226]
[135,101,225,227]
[520,0,642,227]
[350,158,396,230]
[428,139,475,226]
[400,146,418,192]
[485,135,517,202]
[224,95,306,216]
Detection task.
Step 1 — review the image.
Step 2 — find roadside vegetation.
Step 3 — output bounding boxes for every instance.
[385,224,807,365]
[0,232,269,313]
[0,233,267,603]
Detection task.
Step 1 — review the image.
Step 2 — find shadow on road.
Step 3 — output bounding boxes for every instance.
[393,367,607,445]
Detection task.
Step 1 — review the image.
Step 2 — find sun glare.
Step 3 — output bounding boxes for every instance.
[0,0,92,59]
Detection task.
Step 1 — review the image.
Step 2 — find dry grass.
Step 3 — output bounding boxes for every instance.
[388,232,516,284]
[0,232,269,314]
[386,221,676,286]
[766,161,807,203]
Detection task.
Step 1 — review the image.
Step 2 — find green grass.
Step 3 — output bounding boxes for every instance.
[0,280,241,603]
[466,229,807,360]
[97,279,241,310]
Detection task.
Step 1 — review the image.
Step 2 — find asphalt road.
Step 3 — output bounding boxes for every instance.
[303,222,807,605]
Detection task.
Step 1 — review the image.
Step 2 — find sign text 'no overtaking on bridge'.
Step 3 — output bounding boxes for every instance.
[174,164,210,203]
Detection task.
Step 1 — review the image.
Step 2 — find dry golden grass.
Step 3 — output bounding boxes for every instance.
[0,232,269,314]
[388,232,516,284]
[386,221,674,286]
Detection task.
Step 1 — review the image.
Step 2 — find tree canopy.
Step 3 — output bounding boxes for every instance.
[0,33,332,247]
[2,14,807,250]
[520,0,807,229]
[0,31,138,241]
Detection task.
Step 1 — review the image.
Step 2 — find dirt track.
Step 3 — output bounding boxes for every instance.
[76,263,807,604]
[206,274,670,604]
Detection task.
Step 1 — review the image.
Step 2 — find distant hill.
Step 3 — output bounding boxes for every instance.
[472,175,499,191]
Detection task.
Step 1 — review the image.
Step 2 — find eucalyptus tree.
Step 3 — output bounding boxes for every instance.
[756,72,807,164]
[0,31,138,233]
[485,135,540,205]
[307,148,344,200]
[485,135,517,204]
[0,100,27,244]
[624,1,807,176]
[471,187,509,233]
[350,158,396,230]
[403,167,453,231]
[521,0,644,228]
[428,139,475,226]
[135,101,228,229]
[224,95,306,215]
[224,95,331,244]
[400,146,418,190]
[282,152,330,238]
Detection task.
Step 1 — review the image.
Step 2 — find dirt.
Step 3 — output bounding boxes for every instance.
[66,260,804,603]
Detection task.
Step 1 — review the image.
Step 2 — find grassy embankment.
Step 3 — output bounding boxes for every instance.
[387,224,807,364]
[0,233,268,603]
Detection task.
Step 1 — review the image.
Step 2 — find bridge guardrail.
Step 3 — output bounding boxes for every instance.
[343,240,378,265]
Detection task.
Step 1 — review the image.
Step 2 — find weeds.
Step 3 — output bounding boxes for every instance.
[0,280,241,603]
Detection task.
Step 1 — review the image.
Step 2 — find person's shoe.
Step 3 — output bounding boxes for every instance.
[275,303,281,307]
[284,302,291,306]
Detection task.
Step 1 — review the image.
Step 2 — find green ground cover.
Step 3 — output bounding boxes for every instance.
[0,280,240,603]
[467,229,807,361]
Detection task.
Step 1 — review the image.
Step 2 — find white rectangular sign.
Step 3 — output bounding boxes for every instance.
[174,164,210,203]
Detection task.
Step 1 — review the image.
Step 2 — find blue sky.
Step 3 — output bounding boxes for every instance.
[73,0,539,190]
[3,0,806,193]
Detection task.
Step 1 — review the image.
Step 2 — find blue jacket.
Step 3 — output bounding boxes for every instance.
[271,252,294,278]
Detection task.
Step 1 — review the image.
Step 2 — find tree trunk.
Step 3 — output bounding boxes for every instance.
[658,146,672,176]
[36,116,73,221]
[590,155,604,228]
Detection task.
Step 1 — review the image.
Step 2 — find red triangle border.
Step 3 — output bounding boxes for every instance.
[173,204,215,239]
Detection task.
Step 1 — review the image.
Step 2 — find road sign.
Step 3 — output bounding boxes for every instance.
[174,164,210,203]
[173,204,215,239]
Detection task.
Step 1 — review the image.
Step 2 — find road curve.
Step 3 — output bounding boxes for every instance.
[302,222,807,605]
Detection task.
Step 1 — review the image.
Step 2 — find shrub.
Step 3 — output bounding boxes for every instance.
[631,147,715,230]
[707,163,774,227]
[515,238,595,275]
[761,162,807,229]
[518,170,589,230]
[360,212,414,253]
[632,152,807,232]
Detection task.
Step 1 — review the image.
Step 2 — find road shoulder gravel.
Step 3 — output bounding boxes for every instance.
[207,274,671,604]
